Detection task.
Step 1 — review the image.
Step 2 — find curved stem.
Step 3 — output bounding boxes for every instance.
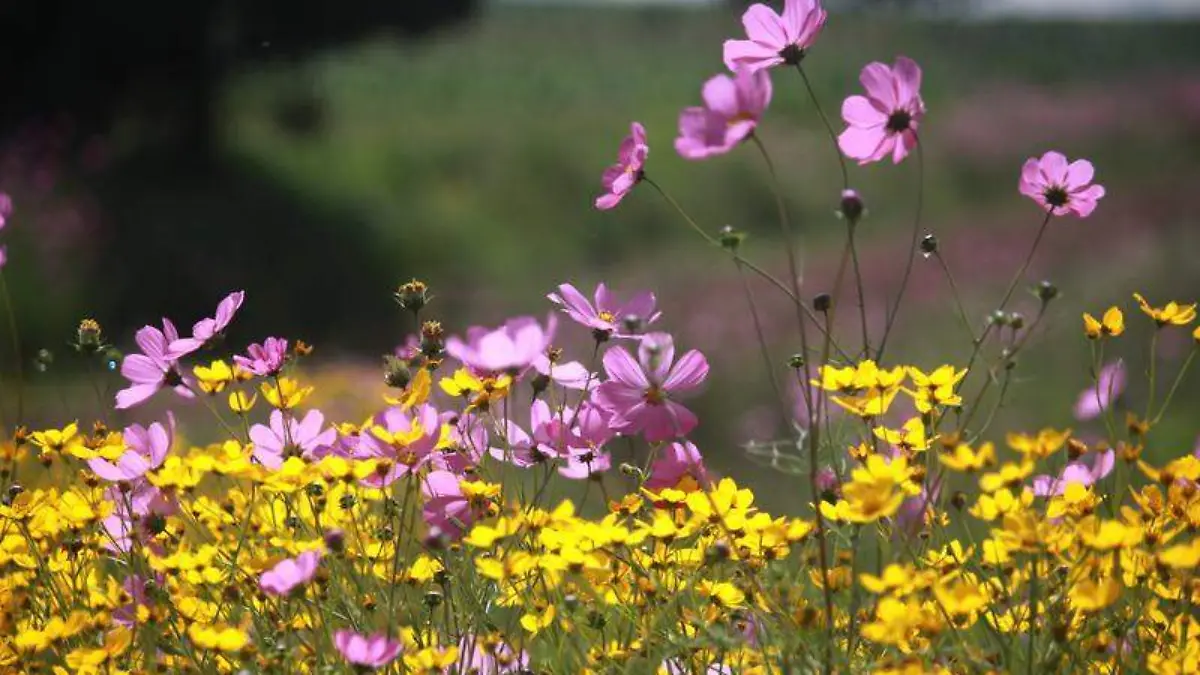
[735,261,791,433]
[0,271,24,425]
[934,250,978,345]
[794,64,849,190]
[875,139,925,362]
[1152,348,1196,426]
[847,221,870,357]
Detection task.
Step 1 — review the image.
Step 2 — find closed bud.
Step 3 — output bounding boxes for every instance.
[530,373,550,396]
[951,491,967,511]
[394,279,429,314]
[382,355,411,389]
[74,318,105,354]
[839,189,864,222]
[1008,312,1025,330]
[989,310,1008,327]
[420,321,444,358]
[919,233,938,256]
[1036,280,1059,303]
[323,528,346,553]
[1067,438,1087,460]
[618,463,644,480]
[423,590,443,607]
[719,225,746,252]
[813,293,832,313]
[788,354,806,369]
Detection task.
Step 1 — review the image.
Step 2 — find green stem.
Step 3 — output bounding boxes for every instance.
[875,140,925,362]
[0,271,24,425]
[1152,348,1197,425]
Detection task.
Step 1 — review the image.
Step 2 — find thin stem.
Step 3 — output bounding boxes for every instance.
[735,261,791,433]
[847,221,870,357]
[875,140,925,362]
[0,271,24,425]
[1152,348,1197,426]
[794,64,849,190]
[1145,330,1160,422]
[934,251,979,345]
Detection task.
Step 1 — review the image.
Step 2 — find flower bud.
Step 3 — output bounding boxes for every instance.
[393,279,429,314]
[1036,280,1059,303]
[420,321,444,358]
[838,189,864,222]
[719,225,746,252]
[382,355,412,389]
[813,293,833,313]
[74,318,105,354]
[1008,312,1025,330]
[919,234,938,256]
[787,354,806,369]
[33,348,53,373]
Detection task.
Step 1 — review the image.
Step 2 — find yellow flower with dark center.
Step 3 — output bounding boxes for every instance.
[187,623,248,652]
[874,417,930,454]
[1083,307,1124,339]
[1078,517,1144,551]
[262,376,313,409]
[1007,428,1071,460]
[440,368,511,411]
[1134,292,1196,327]
[906,365,967,413]
[979,461,1035,493]
[1069,576,1121,612]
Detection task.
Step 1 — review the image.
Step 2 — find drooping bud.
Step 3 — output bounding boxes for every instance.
[838,189,864,223]
[919,233,938,257]
[719,225,746,252]
[382,355,412,389]
[1036,280,1059,303]
[813,293,833,314]
[787,354,806,369]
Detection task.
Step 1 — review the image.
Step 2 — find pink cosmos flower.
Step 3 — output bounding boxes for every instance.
[259,549,322,596]
[234,337,289,377]
[422,470,486,541]
[170,290,246,356]
[838,56,926,165]
[88,415,174,482]
[433,412,488,474]
[250,409,337,470]
[548,282,660,337]
[592,333,709,443]
[676,69,773,160]
[1074,360,1126,421]
[1019,151,1106,218]
[722,0,827,73]
[354,404,442,487]
[445,316,555,375]
[334,630,403,669]
[1032,450,1115,497]
[645,440,711,491]
[532,354,592,390]
[558,446,612,480]
[102,484,177,553]
[113,575,158,627]
[115,320,195,409]
[595,122,648,211]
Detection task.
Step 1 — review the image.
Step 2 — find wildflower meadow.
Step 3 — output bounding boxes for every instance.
[2,1,1200,673]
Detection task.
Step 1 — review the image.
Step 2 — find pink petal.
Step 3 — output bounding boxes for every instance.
[722,40,783,73]
[741,4,787,48]
[859,62,898,110]
[842,95,888,127]
[602,346,650,389]
[115,383,160,410]
[838,125,887,163]
[1039,151,1069,185]
[892,56,923,106]
[702,74,740,119]
[663,350,709,393]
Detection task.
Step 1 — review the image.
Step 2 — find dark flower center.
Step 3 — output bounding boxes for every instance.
[1044,186,1069,208]
[779,44,805,66]
[164,368,183,388]
[644,386,665,406]
[886,110,912,133]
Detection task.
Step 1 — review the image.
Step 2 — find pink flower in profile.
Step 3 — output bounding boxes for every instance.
[548,282,660,337]
[1074,360,1126,421]
[722,0,827,73]
[250,409,338,470]
[260,549,322,596]
[422,470,486,541]
[0,246,6,269]
[234,337,289,377]
[676,69,773,160]
[170,290,245,356]
[88,415,175,482]
[644,440,710,490]
[115,321,195,409]
[558,447,612,480]
[1019,151,1106,218]
[1032,450,1115,497]
[0,192,11,230]
[334,630,403,669]
[592,333,709,443]
[838,56,926,165]
[445,316,555,375]
[595,122,648,210]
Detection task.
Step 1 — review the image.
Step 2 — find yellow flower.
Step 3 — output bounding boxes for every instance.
[933,579,988,617]
[64,627,131,673]
[874,418,930,454]
[939,442,996,473]
[823,455,918,524]
[1194,324,1200,345]
[1083,307,1124,339]
[1069,576,1121,612]
[832,386,900,419]
[194,360,234,394]
[1078,517,1143,551]
[905,365,967,413]
[979,461,1034,493]
[187,623,248,652]
[695,580,745,608]
[29,423,85,460]
[228,391,257,413]
[520,604,556,635]
[1007,428,1071,460]
[384,366,432,408]
[1134,292,1196,327]
[405,645,460,671]
[262,377,313,409]
[440,368,511,411]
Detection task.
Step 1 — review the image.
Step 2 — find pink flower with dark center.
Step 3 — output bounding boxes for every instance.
[1074,360,1126,421]
[645,440,711,490]
[113,575,159,627]
[595,122,648,211]
[445,316,555,375]
[249,409,337,470]
[676,69,773,160]
[548,282,660,338]
[89,415,175,482]
[1019,151,1106,218]
[259,549,322,596]
[115,320,195,409]
[234,337,289,377]
[838,56,926,165]
[170,290,245,357]
[592,333,709,443]
[1032,450,1115,497]
[722,0,827,73]
[102,484,177,553]
[334,630,403,669]
[558,446,612,480]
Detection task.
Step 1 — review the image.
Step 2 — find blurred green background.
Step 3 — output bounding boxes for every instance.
[2,2,1199,512]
